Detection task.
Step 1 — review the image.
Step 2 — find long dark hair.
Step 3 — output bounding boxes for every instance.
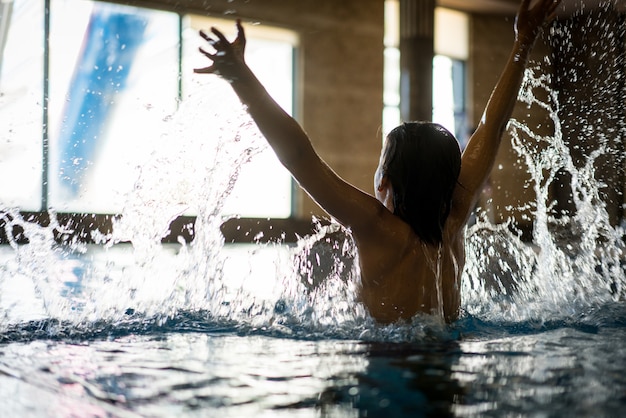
[382,122,461,244]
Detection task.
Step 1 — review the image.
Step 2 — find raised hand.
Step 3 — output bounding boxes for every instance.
[194,19,247,80]
[515,0,562,46]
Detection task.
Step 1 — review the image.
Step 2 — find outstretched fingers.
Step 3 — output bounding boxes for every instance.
[194,28,227,74]
[517,0,562,39]
[235,19,246,48]
[533,0,563,28]
[533,0,562,14]
[199,29,212,42]
[198,46,215,59]
[195,20,247,77]
[210,27,230,46]
[194,46,217,73]
[194,65,214,74]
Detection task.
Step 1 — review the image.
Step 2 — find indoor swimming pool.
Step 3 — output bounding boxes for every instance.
[1,0,626,416]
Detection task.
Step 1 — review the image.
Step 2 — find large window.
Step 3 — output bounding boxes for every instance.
[433,7,469,147]
[383,2,468,145]
[0,0,295,218]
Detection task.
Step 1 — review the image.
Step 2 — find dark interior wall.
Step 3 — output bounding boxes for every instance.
[469,5,626,235]
[468,11,540,231]
[550,6,626,227]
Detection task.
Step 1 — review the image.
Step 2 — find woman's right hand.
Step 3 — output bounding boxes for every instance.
[194,19,248,81]
[515,0,562,47]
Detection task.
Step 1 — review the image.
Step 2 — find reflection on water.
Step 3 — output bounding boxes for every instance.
[1,327,625,417]
[455,326,626,416]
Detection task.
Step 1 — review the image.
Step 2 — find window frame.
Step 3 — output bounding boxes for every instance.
[0,0,306,245]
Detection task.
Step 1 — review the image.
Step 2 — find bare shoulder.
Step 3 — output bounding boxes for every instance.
[351,203,413,251]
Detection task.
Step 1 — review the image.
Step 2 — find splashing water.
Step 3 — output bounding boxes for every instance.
[2,9,626,341]
[0,80,389,341]
[463,56,625,324]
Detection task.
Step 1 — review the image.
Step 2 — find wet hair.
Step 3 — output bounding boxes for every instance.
[382,122,461,245]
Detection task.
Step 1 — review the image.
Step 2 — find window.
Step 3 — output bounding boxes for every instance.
[0,0,45,210]
[48,1,180,213]
[433,7,469,147]
[383,1,468,145]
[433,55,468,147]
[185,16,296,219]
[0,0,296,219]
[383,0,401,136]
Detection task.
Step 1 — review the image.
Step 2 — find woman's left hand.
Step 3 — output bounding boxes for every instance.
[194,19,247,80]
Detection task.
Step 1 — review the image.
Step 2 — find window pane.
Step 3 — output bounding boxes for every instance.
[435,8,468,60]
[433,55,468,147]
[48,0,179,213]
[183,16,295,218]
[383,47,401,136]
[0,0,44,210]
[3,2,296,219]
[433,55,456,134]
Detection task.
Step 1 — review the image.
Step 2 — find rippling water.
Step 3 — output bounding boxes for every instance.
[1,317,625,417]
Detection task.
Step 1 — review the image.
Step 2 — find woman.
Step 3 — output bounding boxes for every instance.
[195,0,562,323]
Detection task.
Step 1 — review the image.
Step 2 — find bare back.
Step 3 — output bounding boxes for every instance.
[353,202,465,323]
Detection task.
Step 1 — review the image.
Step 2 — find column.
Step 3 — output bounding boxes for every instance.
[399,0,435,122]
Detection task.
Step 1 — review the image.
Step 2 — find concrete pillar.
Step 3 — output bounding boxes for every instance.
[399,0,435,122]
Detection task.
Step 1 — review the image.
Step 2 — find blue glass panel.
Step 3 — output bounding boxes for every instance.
[57,5,147,195]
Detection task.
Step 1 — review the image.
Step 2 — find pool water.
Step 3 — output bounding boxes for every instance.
[0,241,625,417]
[1,312,625,417]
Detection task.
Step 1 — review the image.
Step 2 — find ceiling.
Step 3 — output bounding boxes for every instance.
[439,0,518,14]
[439,0,626,15]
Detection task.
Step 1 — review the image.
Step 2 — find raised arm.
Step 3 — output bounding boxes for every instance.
[194,21,382,230]
[452,0,561,223]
